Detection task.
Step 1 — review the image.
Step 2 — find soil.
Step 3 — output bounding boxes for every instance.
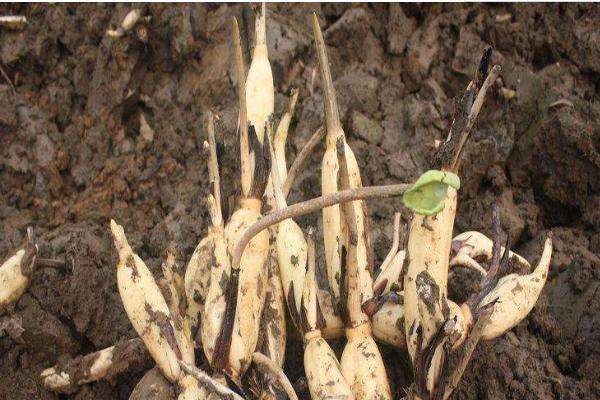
[0,3,598,400]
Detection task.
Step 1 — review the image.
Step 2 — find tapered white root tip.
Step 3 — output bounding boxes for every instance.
[480,233,553,340]
[538,235,553,273]
[255,3,267,47]
[524,235,553,283]
[166,251,176,269]
[110,219,131,259]
[289,88,299,111]
[311,12,319,29]
[449,253,487,276]
[109,219,124,242]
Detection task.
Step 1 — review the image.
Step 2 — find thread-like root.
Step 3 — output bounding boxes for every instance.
[179,361,245,400]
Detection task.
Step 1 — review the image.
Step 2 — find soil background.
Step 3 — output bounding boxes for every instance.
[1,3,599,400]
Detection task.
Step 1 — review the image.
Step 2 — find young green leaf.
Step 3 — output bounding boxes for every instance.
[402,170,460,216]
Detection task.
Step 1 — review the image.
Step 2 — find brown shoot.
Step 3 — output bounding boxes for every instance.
[311,13,341,133]
[232,17,250,197]
[282,126,326,198]
[205,111,223,227]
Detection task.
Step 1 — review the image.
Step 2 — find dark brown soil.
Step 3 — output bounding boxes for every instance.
[1,3,598,400]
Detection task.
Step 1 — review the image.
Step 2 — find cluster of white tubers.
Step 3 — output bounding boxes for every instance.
[24,4,555,400]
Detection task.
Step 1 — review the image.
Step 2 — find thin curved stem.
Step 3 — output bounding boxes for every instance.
[179,361,245,400]
[231,183,411,273]
[379,212,401,272]
[36,258,67,271]
[282,126,325,198]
